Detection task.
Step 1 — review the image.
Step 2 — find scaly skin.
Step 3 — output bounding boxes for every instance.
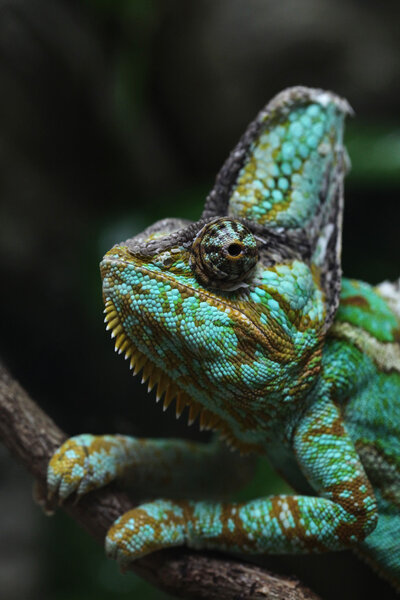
[47,87,400,587]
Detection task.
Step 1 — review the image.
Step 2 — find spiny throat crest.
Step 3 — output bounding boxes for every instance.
[104,299,218,424]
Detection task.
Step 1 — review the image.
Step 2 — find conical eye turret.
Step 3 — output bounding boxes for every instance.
[190,218,258,290]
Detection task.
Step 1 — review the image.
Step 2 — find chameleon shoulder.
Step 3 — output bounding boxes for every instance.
[328,278,400,374]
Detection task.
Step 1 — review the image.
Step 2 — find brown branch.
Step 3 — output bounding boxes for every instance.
[0,360,321,600]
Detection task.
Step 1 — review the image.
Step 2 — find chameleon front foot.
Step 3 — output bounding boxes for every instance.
[105,500,188,567]
[47,434,127,502]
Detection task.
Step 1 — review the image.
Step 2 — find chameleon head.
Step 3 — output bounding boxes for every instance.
[100,86,349,449]
[100,215,325,449]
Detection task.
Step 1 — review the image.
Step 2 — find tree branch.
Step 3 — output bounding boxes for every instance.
[0,360,321,600]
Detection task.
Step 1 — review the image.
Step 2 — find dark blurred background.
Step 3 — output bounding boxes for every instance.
[0,1,399,599]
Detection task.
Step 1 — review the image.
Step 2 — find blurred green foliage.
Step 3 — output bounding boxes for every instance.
[347,123,400,185]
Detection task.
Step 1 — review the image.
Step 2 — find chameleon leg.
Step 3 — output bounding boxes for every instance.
[47,434,254,501]
[105,398,379,565]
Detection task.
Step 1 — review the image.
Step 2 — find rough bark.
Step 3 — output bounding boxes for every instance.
[0,360,321,600]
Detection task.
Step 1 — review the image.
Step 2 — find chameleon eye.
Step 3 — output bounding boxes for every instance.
[190,218,258,289]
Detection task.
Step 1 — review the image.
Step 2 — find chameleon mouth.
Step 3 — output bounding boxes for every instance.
[103,298,220,431]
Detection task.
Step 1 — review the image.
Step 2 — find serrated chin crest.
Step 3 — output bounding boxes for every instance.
[103,298,220,431]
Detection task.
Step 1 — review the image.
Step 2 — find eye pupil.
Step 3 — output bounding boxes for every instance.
[227,243,242,257]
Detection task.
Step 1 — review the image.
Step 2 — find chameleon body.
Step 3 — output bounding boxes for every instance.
[47,87,400,587]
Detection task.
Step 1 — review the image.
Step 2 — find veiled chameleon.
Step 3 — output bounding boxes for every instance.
[48,87,400,588]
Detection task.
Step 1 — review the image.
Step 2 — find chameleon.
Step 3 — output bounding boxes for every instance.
[47,86,400,589]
